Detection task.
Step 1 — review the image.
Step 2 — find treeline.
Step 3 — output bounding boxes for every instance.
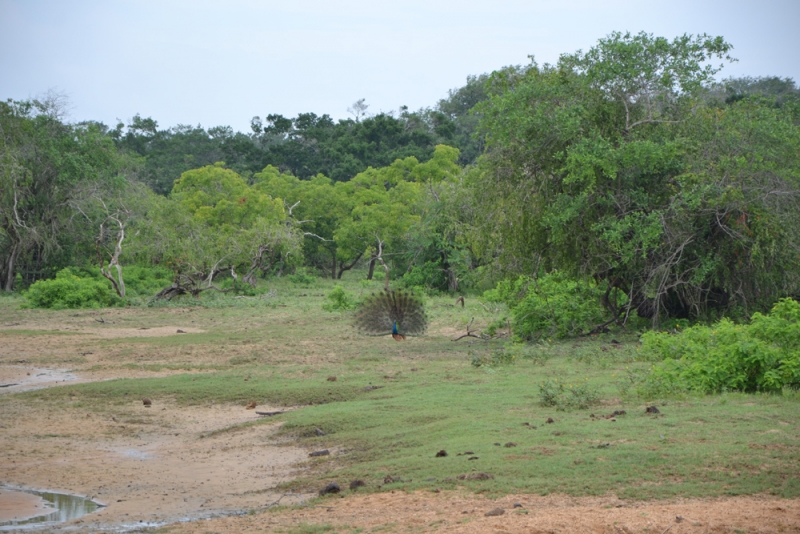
[3,31,800,327]
[110,76,488,195]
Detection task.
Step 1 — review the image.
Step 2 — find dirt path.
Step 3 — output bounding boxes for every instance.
[1,309,799,533]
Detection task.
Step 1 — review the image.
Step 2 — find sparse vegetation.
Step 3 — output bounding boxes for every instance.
[6,274,799,502]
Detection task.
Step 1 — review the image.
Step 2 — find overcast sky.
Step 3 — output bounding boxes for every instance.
[2,0,798,133]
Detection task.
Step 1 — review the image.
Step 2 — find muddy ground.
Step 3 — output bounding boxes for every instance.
[1,308,799,533]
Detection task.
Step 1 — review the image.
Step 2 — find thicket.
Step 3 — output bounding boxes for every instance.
[24,268,122,309]
[322,285,357,311]
[483,272,608,340]
[472,32,800,323]
[112,78,488,195]
[22,266,174,309]
[640,298,800,394]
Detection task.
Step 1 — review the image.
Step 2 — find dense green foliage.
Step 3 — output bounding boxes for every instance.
[641,298,800,394]
[1,95,133,291]
[23,268,122,309]
[484,272,607,340]
[22,265,173,308]
[473,32,800,322]
[113,86,488,195]
[321,284,357,311]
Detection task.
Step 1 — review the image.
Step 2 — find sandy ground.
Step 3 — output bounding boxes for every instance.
[0,489,52,523]
[1,310,799,533]
[171,491,800,533]
[0,397,311,531]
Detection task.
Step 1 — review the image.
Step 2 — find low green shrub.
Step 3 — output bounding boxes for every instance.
[538,378,600,410]
[287,271,318,286]
[640,298,800,394]
[119,265,174,298]
[469,348,515,367]
[484,272,607,340]
[322,285,356,312]
[24,268,122,309]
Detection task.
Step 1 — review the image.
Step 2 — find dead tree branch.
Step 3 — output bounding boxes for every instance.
[96,215,126,298]
[452,317,487,341]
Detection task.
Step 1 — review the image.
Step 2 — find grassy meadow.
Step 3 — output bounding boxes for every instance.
[3,272,799,502]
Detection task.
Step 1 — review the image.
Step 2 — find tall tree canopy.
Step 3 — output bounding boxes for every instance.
[474,32,800,320]
[0,97,131,291]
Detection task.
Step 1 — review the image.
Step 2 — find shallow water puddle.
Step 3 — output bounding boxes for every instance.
[0,367,82,395]
[0,487,101,530]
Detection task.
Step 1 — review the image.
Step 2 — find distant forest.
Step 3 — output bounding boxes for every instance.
[111,75,489,194]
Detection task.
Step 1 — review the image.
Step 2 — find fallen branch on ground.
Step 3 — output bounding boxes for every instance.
[452,317,487,341]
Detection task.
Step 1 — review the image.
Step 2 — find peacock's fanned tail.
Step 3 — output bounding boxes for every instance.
[354,290,428,337]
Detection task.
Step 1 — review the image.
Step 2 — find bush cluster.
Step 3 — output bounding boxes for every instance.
[538,378,600,410]
[401,261,447,292]
[322,285,356,311]
[469,348,516,368]
[483,272,607,340]
[118,265,174,298]
[287,272,318,287]
[22,265,175,309]
[641,298,800,394]
[24,268,122,309]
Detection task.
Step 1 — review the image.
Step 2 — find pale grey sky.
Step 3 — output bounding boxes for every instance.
[2,0,798,132]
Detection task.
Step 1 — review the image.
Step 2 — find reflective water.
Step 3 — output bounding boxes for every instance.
[0,488,100,530]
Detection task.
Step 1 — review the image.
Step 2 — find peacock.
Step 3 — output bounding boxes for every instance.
[353,289,428,341]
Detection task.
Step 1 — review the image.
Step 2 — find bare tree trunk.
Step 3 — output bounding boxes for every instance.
[243,244,267,287]
[367,255,376,280]
[3,244,19,292]
[446,268,458,292]
[331,255,337,279]
[97,217,126,298]
[337,250,364,279]
[372,238,390,291]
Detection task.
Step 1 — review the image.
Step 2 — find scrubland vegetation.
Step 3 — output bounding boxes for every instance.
[2,31,800,504]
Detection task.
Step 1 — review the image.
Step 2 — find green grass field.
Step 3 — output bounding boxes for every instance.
[6,273,800,501]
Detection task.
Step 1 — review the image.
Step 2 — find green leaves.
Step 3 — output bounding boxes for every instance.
[473,32,800,321]
[562,31,734,130]
[484,272,607,340]
[23,268,122,309]
[1,99,132,291]
[172,163,285,228]
[641,298,800,394]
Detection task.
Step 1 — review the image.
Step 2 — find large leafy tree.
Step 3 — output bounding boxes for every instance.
[251,112,441,182]
[475,32,800,321]
[252,167,349,278]
[0,97,130,291]
[129,163,300,294]
[335,159,423,279]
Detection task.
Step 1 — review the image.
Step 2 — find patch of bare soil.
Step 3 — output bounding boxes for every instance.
[0,400,312,531]
[170,491,800,533]
[0,488,50,523]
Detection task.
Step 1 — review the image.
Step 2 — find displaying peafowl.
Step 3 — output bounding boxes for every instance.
[354,289,428,341]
